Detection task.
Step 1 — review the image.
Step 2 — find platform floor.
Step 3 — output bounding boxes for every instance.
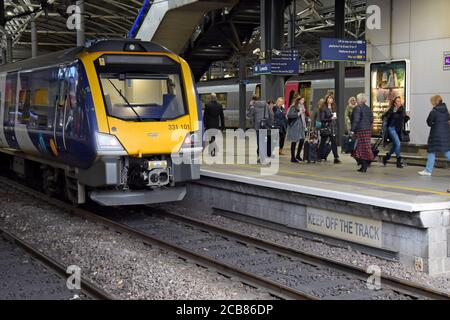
[200,139,450,212]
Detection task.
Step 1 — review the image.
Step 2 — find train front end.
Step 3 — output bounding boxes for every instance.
[79,41,202,206]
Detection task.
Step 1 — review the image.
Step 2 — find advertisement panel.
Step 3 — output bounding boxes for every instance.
[370,60,409,136]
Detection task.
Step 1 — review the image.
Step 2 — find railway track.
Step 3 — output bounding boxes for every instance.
[0,227,113,300]
[1,175,450,300]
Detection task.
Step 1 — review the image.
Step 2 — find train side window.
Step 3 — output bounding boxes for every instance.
[28,67,59,130]
[3,73,17,129]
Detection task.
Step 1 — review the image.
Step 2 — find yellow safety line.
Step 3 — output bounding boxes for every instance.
[213,163,450,197]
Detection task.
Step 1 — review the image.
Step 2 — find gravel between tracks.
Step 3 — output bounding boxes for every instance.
[157,203,450,294]
[0,186,273,300]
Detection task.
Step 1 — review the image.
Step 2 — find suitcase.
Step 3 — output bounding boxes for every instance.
[303,129,319,163]
[304,141,319,163]
[342,135,358,154]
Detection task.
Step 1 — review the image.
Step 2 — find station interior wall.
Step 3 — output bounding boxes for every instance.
[366,0,450,145]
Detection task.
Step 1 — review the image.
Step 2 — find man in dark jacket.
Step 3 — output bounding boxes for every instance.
[203,93,225,157]
[203,93,225,130]
[418,96,450,176]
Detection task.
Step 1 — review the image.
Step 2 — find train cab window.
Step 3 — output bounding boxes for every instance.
[99,73,186,122]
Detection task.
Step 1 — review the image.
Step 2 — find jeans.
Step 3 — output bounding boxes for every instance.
[425,151,450,173]
[388,127,401,158]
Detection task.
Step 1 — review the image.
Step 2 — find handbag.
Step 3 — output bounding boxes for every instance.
[320,126,332,137]
[342,135,358,154]
[401,129,410,142]
[259,105,270,130]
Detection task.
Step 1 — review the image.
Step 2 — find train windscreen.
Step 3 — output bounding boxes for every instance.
[95,55,187,122]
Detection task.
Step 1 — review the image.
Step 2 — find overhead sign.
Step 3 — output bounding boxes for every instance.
[253,64,271,75]
[307,208,382,248]
[320,38,367,62]
[271,50,300,75]
[444,52,450,71]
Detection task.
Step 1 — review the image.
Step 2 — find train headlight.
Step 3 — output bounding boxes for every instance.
[182,132,202,148]
[95,132,127,155]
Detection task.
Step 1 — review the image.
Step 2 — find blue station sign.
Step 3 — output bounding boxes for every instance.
[320,38,367,62]
[253,64,272,75]
[271,50,300,75]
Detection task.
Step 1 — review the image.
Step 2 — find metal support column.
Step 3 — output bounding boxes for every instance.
[1,49,6,65]
[238,54,247,130]
[76,0,85,47]
[260,0,285,101]
[6,35,12,63]
[335,0,346,142]
[288,0,296,49]
[31,18,38,58]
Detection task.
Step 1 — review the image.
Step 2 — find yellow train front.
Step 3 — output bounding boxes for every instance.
[0,39,203,206]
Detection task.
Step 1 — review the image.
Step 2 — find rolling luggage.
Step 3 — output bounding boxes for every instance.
[342,135,358,154]
[303,130,319,163]
[304,141,319,163]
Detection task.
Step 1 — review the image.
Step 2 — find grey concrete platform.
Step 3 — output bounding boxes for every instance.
[201,156,450,213]
[181,143,450,275]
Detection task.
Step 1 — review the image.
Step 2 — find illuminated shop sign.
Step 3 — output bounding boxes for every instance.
[444,52,450,71]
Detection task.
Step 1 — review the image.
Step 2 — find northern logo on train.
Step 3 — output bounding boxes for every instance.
[147,133,160,139]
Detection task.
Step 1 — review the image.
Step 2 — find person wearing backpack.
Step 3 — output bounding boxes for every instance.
[247,99,274,161]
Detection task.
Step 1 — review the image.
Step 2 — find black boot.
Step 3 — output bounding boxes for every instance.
[359,160,368,173]
[382,153,391,166]
[396,157,404,168]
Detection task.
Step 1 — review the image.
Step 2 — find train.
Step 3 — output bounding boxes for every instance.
[0,39,203,206]
[197,68,365,128]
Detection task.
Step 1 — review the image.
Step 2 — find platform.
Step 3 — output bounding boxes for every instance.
[179,139,450,275]
[201,155,450,213]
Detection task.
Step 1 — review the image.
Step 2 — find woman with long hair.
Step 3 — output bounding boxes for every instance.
[287,96,307,163]
[382,96,410,168]
[319,94,341,164]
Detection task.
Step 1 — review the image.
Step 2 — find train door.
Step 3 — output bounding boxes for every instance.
[298,82,312,115]
[53,67,69,153]
[284,82,299,109]
[3,72,19,149]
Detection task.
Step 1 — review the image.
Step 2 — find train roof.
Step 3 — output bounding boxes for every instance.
[0,39,173,74]
[287,67,364,82]
[197,67,364,87]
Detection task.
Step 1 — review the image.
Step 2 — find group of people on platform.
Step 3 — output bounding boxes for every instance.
[203,91,450,177]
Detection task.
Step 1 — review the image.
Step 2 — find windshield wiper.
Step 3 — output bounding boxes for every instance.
[107,79,143,122]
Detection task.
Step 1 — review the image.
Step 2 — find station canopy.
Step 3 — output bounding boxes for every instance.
[1,0,367,75]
